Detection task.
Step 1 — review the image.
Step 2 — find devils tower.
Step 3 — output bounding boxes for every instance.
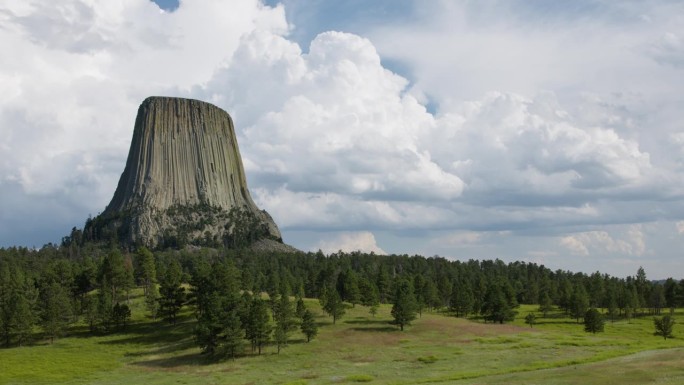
[84,96,283,249]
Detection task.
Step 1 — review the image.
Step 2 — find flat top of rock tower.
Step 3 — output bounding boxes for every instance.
[141,95,224,107]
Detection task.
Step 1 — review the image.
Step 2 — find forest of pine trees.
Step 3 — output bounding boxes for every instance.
[1,241,682,355]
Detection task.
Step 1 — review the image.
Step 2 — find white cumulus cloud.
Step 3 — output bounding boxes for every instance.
[314,231,386,255]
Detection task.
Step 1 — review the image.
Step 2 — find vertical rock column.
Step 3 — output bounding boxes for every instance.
[101,96,281,247]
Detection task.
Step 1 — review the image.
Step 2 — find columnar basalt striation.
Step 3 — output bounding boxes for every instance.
[87,96,282,249]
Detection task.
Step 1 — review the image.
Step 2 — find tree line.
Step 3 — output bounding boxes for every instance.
[1,243,681,355]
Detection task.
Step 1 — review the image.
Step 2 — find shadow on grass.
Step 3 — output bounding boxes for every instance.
[350,326,398,333]
[344,319,390,325]
[538,320,583,325]
[132,352,209,368]
[97,319,193,346]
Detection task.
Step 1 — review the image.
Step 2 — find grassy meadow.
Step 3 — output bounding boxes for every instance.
[1,291,683,385]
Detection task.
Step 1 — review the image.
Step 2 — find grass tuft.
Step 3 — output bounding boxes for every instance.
[345,374,375,382]
[417,355,439,364]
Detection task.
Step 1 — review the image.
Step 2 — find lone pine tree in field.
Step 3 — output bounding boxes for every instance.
[321,286,346,324]
[301,309,318,342]
[391,279,418,331]
[584,308,605,334]
[525,312,537,328]
[654,315,675,340]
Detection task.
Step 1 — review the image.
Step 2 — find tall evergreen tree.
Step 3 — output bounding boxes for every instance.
[391,279,418,331]
[158,260,185,325]
[40,282,73,343]
[321,286,346,324]
[1,273,37,346]
[570,284,590,323]
[451,279,474,317]
[137,247,157,296]
[245,298,271,355]
[295,296,306,319]
[222,309,244,359]
[194,260,242,356]
[274,290,296,353]
[359,278,380,316]
[300,309,318,342]
[538,292,553,317]
[663,278,677,314]
[195,292,224,355]
[97,282,114,331]
[481,281,517,324]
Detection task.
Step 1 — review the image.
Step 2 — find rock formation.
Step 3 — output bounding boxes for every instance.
[85,96,283,249]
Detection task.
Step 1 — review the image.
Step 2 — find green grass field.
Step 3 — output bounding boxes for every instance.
[1,294,682,385]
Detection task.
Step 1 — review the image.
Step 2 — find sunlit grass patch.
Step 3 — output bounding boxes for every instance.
[346,374,375,382]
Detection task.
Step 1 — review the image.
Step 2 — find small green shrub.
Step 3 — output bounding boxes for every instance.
[346,374,375,382]
[418,355,439,364]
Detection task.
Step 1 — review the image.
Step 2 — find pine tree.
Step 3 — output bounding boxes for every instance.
[145,282,160,320]
[422,280,441,311]
[159,261,185,325]
[40,282,73,343]
[538,292,553,318]
[654,315,675,340]
[300,309,318,342]
[570,284,590,323]
[322,287,346,324]
[359,278,380,316]
[391,279,418,331]
[137,247,157,296]
[112,303,131,330]
[1,270,37,347]
[12,287,36,346]
[584,308,605,334]
[223,309,244,359]
[295,296,306,319]
[606,295,619,323]
[193,261,242,356]
[664,278,677,314]
[245,298,271,355]
[451,279,474,317]
[97,283,114,331]
[84,296,99,333]
[525,312,537,328]
[481,282,517,324]
[274,291,296,353]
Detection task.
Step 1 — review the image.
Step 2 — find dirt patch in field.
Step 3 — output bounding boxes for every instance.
[412,316,530,338]
[333,327,404,347]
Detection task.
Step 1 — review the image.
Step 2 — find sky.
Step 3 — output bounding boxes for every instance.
[1,0,683,279]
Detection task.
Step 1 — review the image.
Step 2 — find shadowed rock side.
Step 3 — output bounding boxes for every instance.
[86,96,283,249]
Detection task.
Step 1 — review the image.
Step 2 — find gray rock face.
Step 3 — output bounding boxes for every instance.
[94,96,281,248]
